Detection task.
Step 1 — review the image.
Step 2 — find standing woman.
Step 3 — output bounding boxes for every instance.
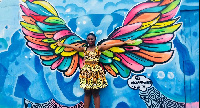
[57,33,134,108]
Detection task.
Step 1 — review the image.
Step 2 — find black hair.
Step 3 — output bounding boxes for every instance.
[87,33,96,40]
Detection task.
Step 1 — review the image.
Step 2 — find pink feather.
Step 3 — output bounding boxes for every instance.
[79,57,85,68]
[110,23,142,39]
[27,42,51,50]
[20,4,39,16]
[160,6,179,22]
[51,57,65,70]
[53,30,75,40]
[143,34,174,44]
[124,46,140,51]
[123,2,160,25]
[27,0,35,2]
[22,28,46,39]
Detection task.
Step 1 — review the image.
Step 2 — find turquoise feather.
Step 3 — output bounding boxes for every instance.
[64,36,82,44]
[42,57,59,66]
[113,60,130,78]
[32,49,54,56]
[115,27,149,41]
[125,52,154,66]
[26,1,54,16]
[99,54,112,64]
[57,57,72,71]
[36,22,69,32]
[139,6,166,13]
[139,43,172,52]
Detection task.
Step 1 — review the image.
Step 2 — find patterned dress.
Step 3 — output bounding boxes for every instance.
[79,46,108,90]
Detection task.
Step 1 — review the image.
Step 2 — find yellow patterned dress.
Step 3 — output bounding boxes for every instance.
[79,47,108,90]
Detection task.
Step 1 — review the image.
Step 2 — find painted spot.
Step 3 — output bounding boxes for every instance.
[116,102,130,108]
[167,72,174,79]
[5,25,8,29]
[0,38,8,51]
[113,76,127,88]
[193,32,198,37]
[15,61,19,66]
[157,71,165,79]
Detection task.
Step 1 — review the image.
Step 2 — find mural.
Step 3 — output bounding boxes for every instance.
[0,0,199,108]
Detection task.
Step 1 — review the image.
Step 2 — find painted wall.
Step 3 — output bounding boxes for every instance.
[0,0,199,108]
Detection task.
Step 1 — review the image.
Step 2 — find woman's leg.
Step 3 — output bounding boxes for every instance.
[92,89,100,108]
[84,89,92,108]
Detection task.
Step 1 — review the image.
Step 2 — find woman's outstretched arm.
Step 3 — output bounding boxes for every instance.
[98,39,135,51]
[57,41,84,52]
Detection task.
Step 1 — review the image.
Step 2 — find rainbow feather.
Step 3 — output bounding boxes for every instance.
[98,0,182,77]
[20,0,182,78]
[20,0,85,77]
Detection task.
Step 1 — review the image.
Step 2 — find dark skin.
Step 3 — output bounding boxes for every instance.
[86,35,96,51]
[57,35,135,108]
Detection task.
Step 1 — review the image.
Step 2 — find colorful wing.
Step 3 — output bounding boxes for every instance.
[98,0,182,78]
[20,0,86,77]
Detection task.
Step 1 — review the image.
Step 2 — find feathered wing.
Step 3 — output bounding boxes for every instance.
[20,0,86,77]
[98,0,182,78]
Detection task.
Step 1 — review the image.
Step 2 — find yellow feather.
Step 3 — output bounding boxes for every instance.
[109,47,125,53]
[113,57,121,61]
[50,39,65,49]
[110,64,119,74]
[150,0,161,1]
[50,43,57,49]
[32,1,58,16]
[152,19,177,29]
[61,51,77,57]
[138,16,160,30]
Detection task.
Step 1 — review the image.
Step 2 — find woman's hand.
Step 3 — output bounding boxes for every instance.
[57,41,63,46]
[125,39,135,44]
